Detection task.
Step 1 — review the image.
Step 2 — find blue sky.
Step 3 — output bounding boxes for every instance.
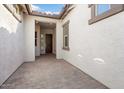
[32,4,65,14]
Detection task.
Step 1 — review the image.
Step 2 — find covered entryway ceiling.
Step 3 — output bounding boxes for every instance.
[39,22,56,29]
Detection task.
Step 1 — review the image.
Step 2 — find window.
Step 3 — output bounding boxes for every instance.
[35,32,37,46]
[63,21,69,51]
[64,35,68,48]
[96,4,110,15]
[89,4,124,24]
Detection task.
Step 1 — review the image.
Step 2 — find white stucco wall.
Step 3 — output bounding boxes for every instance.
[61,4,124,88]
[0,5,24,85]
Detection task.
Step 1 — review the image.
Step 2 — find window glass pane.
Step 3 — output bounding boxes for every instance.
[35,32,37,38]
[97,4,110,15]
[65,36,68,47]
[35,39,37,46]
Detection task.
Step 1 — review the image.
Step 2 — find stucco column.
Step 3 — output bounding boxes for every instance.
[56,20,63,59]
[24,15,35,62]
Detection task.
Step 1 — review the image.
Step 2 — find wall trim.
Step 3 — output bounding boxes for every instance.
[89,4,124,25]
[3,4,22,23]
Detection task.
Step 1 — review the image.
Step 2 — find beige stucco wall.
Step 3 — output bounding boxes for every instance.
[61,4,124,88]
[0,5,24,85]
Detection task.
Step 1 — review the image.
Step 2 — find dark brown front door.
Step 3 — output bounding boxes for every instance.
[46,34,52,53]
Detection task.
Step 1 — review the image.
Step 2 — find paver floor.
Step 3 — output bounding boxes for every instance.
[0,54,108,89]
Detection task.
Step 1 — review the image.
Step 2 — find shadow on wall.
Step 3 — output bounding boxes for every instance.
[0,26,23,60]
[0,24,24,86]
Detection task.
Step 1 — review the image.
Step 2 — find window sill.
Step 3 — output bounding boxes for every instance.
[63,47,70,51]
[89,6,124,25]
